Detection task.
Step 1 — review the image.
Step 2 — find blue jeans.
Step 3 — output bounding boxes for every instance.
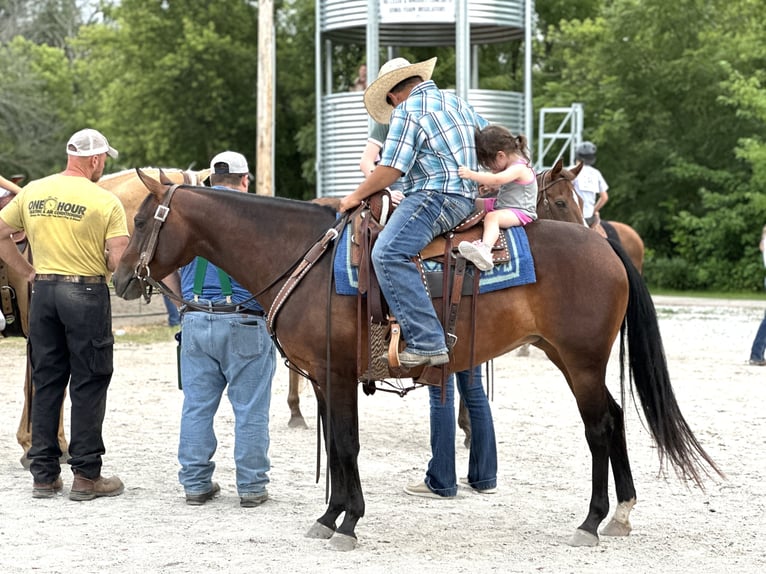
[178,311,276,497]
[425,365,497,496]
[750,309,766,361]
[372,191,474,355]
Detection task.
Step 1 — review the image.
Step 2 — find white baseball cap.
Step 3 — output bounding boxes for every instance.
[66,128,119,158]
[210,151,249,175]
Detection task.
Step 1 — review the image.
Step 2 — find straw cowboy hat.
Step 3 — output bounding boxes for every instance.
[364,57,437,124]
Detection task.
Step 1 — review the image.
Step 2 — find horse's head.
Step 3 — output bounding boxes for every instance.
[112,169,194,300]
[536,158,585,224]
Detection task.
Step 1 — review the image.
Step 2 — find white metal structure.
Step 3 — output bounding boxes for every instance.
[535,102,584,171]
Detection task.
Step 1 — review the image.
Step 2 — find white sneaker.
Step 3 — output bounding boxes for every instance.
[458,240,494,271]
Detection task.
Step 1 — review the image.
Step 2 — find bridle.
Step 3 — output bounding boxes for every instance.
[536,169,576,220]
[127,179,352,333]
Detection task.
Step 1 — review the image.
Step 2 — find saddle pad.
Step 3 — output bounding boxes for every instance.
[333,226,536,296]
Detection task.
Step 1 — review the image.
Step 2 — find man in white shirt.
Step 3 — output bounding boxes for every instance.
[572,141,609,226]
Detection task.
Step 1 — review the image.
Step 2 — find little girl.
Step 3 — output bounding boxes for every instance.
[457,125,537,271]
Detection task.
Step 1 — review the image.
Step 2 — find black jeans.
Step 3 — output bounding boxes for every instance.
[28,281,114,482]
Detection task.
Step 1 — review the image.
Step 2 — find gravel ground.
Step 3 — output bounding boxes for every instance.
[0,294,765,573]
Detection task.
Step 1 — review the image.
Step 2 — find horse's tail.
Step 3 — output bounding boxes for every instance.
[608,238,724,488]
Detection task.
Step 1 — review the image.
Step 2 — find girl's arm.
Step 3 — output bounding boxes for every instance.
[458,164,532,187]
[0,175,23,195]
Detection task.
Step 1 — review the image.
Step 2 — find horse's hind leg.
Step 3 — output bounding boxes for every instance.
[287,370,308,428]
[457,398,471,448]
[601,392,637,537]
[568,373,615,547]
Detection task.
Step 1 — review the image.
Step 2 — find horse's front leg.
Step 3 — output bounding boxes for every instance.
[305,378,364,551]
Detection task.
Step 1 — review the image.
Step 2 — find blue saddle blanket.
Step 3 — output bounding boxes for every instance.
[333,226,536,296]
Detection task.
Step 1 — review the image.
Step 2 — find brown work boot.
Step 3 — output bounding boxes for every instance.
[69,473,124,501]
[32,476,63,499]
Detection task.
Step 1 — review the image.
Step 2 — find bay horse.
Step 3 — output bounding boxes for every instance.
[11,168,208,467]
[113,170,721,551]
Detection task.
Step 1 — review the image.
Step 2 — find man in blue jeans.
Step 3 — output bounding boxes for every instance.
[339,56,488,368]
[171,151,277,507]
[405,365,498,498]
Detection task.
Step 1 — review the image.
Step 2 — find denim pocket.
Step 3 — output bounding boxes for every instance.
[231,319,266,359]
[90,336,114,376]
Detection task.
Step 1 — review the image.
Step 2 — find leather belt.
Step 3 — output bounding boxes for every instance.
[35,274,105,284]
[184,306,264,317]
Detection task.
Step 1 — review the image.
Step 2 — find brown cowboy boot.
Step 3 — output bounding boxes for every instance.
[32,476,63,499]
[69,472,124,501]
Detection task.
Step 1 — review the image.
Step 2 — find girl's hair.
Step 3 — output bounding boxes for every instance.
[475,125,530,168]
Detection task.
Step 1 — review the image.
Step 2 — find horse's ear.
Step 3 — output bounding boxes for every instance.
[135,168,166,200]
[158,168,173,185]
[570,161,584,178]
[552,157,563,175]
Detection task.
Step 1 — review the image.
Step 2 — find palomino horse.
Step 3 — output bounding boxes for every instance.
[12,168,209,467]
[113,170,721,551]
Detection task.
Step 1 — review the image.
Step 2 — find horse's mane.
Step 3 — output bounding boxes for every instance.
[100,167,211,184]
[179,184,339,217]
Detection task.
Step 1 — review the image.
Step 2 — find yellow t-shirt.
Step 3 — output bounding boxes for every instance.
[0,173,128,276]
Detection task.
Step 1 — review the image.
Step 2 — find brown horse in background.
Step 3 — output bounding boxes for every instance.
[11,168,208,467]
[113,171,721,551]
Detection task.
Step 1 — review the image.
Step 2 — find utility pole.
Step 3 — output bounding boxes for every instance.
[256,0,274,196]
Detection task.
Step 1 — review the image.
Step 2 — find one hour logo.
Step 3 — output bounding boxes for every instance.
[28,197,87,221]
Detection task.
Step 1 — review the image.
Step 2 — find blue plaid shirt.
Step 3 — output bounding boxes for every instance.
[379,80,488,199]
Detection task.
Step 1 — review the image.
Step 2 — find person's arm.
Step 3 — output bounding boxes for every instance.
[0,219,34,281]
[105,235,129,272]
[593,169,609,214]
[458,163,529,187]
[339,165,403,213]
[359,141,382,177]
[162,270,183,306]
[0,175,23,195]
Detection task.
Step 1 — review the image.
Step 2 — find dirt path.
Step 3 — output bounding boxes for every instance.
[1,296,765,573]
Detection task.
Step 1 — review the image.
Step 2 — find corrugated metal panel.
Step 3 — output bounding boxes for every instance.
[321,0,524,44]
[319,90,524,197]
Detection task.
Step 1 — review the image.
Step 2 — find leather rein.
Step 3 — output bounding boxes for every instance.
[130,182,351,336]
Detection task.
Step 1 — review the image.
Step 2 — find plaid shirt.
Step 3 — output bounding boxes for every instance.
[379,80,488,199]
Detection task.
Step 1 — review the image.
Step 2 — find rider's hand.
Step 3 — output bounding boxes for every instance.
[339,195,361,213]
[388,190,404,205]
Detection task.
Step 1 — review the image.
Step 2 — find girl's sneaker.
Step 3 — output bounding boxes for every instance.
[458,240,494,271]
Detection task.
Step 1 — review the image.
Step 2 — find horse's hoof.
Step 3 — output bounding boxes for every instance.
[288,415,308,429]
[601,518,632,537]
[567,528,599,547]
[328,533,357,551]
[306,522,335,540]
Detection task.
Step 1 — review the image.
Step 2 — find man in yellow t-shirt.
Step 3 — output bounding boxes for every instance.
[0,128,129,501]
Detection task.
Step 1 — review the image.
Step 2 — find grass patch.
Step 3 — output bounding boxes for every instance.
[114,324,179,345]
[650,288,765,301]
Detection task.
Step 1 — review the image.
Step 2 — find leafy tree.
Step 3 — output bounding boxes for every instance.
[73,0,260,172]
[535,0,766,289]
[0,37,75,178]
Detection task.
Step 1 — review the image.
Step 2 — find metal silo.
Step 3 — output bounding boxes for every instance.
[315,0,532,198]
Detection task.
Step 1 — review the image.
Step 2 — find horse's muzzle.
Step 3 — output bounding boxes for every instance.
[113,274,143,300]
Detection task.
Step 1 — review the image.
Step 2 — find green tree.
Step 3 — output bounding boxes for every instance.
[0,37,75,178]
[73,0,260,172]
